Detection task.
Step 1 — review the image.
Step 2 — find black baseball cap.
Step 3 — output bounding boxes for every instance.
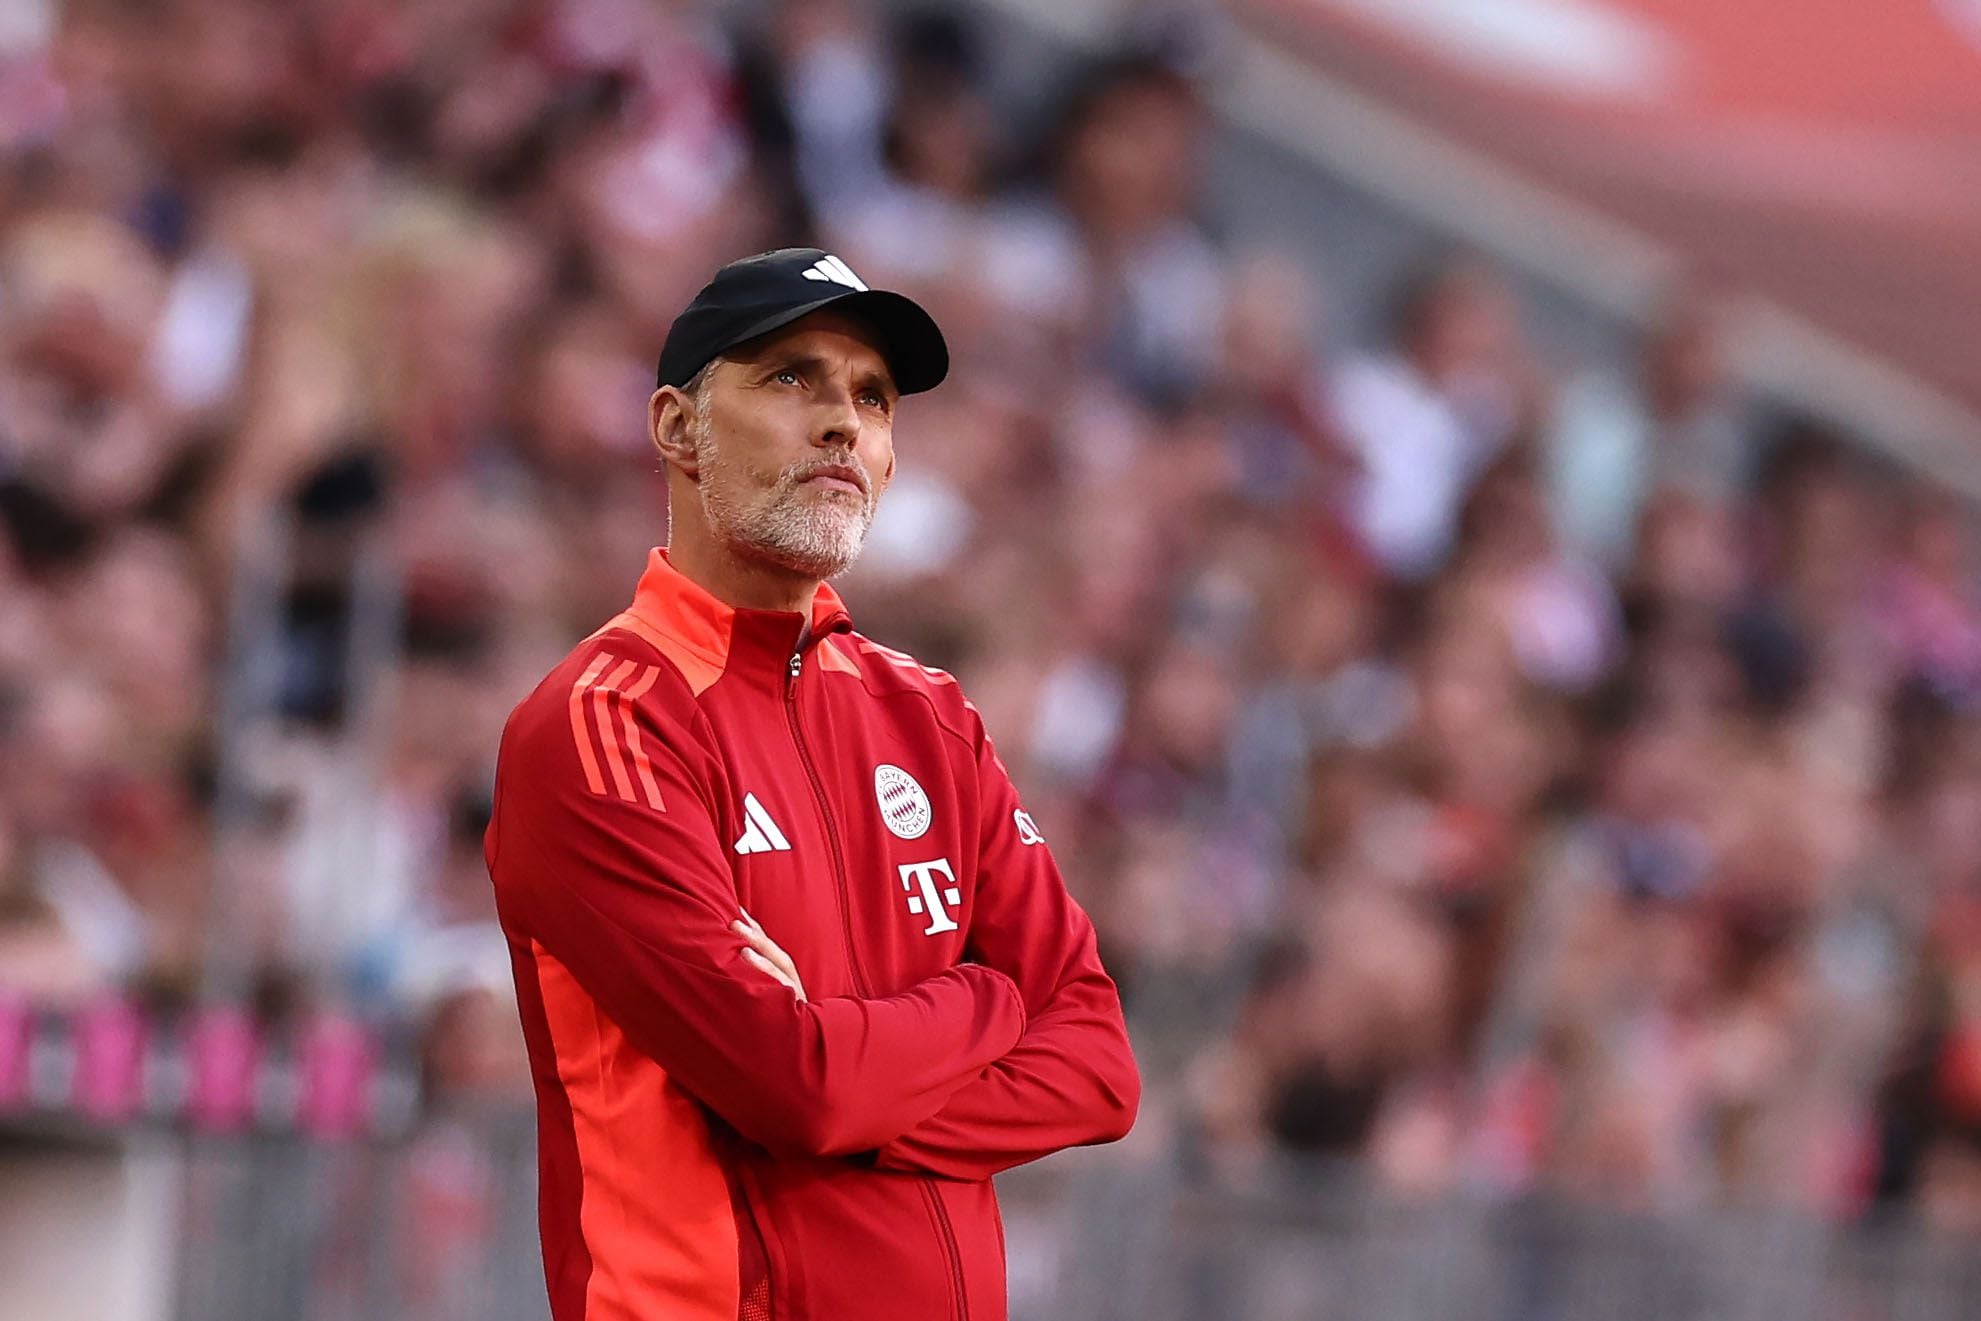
[655,248,949,396]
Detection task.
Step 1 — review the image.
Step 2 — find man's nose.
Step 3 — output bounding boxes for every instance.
[812,387,862,448]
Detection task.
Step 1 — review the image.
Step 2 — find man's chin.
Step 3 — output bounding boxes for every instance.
[733,532,865,582]
[703,497,869,582]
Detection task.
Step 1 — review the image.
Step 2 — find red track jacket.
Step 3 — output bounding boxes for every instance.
[485,549,1140,1321]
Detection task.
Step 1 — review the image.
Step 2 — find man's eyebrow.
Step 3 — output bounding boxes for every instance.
[855,367,899,400]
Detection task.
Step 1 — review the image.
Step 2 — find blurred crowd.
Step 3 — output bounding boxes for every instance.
[2,0,1979,1237]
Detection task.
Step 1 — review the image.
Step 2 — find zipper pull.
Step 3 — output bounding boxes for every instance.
[788,651,803,686]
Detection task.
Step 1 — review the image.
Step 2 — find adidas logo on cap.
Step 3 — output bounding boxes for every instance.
[801,254,868,292]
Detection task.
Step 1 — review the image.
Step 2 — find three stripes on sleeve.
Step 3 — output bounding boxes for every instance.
[568,653,667,811]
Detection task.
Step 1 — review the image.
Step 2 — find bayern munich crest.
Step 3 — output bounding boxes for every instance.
[874,764,932,840]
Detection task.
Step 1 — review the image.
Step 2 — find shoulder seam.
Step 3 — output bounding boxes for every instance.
[594,615,727,699]
[509,634,726,822]
[840,635,979,753]
[898,682,977,754]
[584,626,710,709]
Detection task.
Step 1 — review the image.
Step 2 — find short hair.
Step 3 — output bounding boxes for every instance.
[682,359,718,411]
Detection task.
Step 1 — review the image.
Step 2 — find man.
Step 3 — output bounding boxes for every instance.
[485,248,1140,1321]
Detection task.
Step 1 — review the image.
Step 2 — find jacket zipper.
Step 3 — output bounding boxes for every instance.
[786,649,871,996]
[918,1179,970,1321]
[789,646,965,1320]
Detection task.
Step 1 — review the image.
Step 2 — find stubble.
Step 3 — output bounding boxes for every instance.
[694,411,879,580]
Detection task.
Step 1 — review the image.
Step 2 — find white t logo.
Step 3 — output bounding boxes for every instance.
[898,859,961,936]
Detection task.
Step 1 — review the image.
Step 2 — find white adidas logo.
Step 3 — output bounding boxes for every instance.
[801,254,867,292]
[733,793,792,855]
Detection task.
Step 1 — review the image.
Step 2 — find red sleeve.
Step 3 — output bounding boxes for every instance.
[871,717,1140,1181]
[487,653,1027,1160]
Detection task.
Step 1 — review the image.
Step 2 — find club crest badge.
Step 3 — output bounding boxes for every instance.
[874,764,932,840]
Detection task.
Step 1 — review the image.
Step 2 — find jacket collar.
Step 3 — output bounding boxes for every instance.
[626,548,852,671]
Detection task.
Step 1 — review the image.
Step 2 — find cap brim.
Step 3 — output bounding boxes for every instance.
[720,288,949,396]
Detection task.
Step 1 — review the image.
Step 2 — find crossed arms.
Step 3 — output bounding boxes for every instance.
[487,685,1139,1179]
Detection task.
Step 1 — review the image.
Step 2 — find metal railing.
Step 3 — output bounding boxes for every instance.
[123,1114,1981,1321]
[1055,1160,1981,1321]
[168,1110,544,1321]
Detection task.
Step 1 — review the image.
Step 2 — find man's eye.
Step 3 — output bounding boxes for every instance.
[860,391,887,408]
[775,369,800,385]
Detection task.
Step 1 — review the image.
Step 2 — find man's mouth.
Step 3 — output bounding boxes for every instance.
[798,464,868,497]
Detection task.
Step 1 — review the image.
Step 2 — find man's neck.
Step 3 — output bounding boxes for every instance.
[665,536,822,616]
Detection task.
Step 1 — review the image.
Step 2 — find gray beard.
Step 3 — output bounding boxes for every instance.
[696,425,877,581]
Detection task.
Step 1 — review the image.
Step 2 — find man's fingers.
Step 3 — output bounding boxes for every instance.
[734,923,807,1001]
[740,948,804,1000]
[733,919,795,972]
[736,914,804,996]
[733,919,781,959]
[740,947,784,982]
[741,948,789,989]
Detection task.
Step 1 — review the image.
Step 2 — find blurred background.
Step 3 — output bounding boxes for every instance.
[3,1,1981,1318]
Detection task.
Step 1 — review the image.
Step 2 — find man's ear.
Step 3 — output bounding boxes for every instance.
[650,386,701,477]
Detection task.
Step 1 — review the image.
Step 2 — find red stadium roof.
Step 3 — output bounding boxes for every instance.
[1235,0,1981,413]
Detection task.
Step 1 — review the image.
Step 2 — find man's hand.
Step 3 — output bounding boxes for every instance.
[733,910,807,1002]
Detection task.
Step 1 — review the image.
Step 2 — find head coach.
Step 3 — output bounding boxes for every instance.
[484,248,1141,1321]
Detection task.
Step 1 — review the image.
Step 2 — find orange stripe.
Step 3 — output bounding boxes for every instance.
[617,665,666,811]
[855,638,959,686]
[593,658,640,802]
[818,635,862,675]
[593,610,726,697]
[531,943,740,1320]
[568,655,611,795]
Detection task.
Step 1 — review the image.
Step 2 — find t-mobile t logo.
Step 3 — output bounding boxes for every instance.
[898,859,961,936]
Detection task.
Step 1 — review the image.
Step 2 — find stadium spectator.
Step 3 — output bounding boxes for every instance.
[0,0,1976,1248]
